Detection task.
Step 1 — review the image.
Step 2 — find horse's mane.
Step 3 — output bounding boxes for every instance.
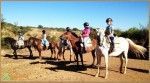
[70,32,79,38]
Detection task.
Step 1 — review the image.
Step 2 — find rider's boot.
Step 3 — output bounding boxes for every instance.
[43,44,47,50]
[82,42,86,53]
[109,37,114,54]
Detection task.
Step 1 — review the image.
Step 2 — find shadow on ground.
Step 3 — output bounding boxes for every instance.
[4,54,56,60]
[127,67,149,74]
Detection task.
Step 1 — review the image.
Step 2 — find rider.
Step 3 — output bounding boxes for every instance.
[65,27,73,47]
[42,30,49,50]
[66,27,71,32]
[16,31,24,48]
[81,22,91,53]
[105,18,114,53]
[59,27,71,46]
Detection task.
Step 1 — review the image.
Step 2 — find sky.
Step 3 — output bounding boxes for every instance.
[2,1,149,30]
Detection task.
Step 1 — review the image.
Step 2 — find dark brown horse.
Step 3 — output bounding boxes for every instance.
[62,31,97,67]
[4,37,33,59]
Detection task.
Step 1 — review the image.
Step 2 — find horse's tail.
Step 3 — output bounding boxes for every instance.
[126,38,147,57]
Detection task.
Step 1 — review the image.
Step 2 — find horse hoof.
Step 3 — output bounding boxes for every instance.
[104,77,108,79]
[14,57,18,59]
[123,72,126,74]
[29,56,33,59]
[95,74,99,77]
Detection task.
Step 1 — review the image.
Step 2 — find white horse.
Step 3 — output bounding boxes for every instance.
[95,29,147,79]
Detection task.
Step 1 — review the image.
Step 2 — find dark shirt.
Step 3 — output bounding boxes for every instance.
[105,25,113,35]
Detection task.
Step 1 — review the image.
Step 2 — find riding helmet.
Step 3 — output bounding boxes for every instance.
[106,18,113,23]
[42,30,46,33]
[83,22,89,27]
[66,27,71,31]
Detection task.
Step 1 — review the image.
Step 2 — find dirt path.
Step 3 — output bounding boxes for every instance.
[1,49,150,82]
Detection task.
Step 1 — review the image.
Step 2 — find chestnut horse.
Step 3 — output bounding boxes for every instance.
[28,37,52,59]
[62,31,97,67]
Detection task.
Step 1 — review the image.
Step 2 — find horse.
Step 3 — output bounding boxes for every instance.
[48,41,59,59]
[61,31,97,67]
[28,37,52,60]
[57,36,74,61]
[95,29,147,79]
[4,37,33,59]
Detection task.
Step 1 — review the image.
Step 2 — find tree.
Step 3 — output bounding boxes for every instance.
[72,28,79,31]
[38,25,44,28]
[1,15,6,30]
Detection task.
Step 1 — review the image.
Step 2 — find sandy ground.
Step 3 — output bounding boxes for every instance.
[1,48,150,82]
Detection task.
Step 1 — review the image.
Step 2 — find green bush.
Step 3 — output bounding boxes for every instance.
[20,26,32,35]
[72,28,79,31]
[48,35,58,42]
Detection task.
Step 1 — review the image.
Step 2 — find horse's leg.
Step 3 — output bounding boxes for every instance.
[57,48,61,60]
[95,52,102,77]
[62,48,65,61]
[54,49,56,59]
[123,51,128,74]
[75,53,79,66]
[79,53,84,67]
[28,47,33,58]
[91,50,95,66]
[69,49,72,62]
[13,49,18,59]
[70,48,73,62]
[119,54,124,73]
[37,47,42,60]
[104,56,108,79]
[50,49,53,58]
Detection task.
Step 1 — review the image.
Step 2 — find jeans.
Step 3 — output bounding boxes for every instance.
[42,39,49,46]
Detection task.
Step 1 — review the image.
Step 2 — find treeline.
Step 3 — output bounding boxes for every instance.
[115,28,149,60]
[38,25,80,31]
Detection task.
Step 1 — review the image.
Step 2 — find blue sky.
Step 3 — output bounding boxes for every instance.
[2,1,149,30]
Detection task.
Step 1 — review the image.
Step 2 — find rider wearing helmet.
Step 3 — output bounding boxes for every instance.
[42,30,49,50]
[81,22,91,53]
[16,31,24,48]
[18,31,24,41]
[66,27,71,32]
[105,18,114,53]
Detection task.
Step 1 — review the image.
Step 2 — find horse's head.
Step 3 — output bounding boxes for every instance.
[4,37,16,45]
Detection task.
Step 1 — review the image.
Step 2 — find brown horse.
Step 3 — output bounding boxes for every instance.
[28,37,53,59]
[62,31,97,67]
[4,37,33,59]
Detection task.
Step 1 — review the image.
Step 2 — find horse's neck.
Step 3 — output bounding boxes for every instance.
[102,36,110,48]
[68,35,79,48]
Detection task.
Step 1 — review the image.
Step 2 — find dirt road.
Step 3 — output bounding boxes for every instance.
[1,49,150,82]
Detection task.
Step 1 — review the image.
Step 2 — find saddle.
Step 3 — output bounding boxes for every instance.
[105,36,120,53]
[80,37,92,53]
[80,37,92,48]
[16,40,24,48]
